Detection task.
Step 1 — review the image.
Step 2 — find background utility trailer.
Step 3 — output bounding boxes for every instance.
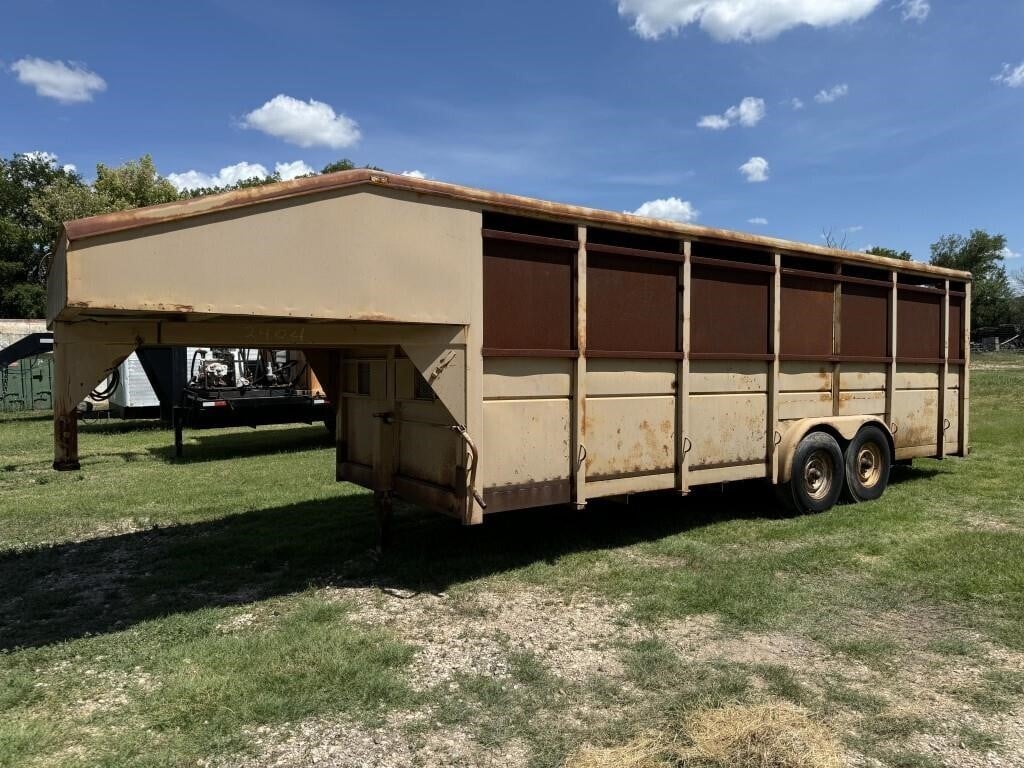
[47,170,971,533]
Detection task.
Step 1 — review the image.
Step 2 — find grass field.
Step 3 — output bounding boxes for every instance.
[1,358,1023,767]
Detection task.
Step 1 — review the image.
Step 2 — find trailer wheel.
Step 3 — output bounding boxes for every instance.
[843,425,891,503]
[781,431,845,514]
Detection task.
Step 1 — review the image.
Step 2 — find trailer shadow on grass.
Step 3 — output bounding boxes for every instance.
[0,480,797,651]
[146,425,334,464]
[78,418,167,435]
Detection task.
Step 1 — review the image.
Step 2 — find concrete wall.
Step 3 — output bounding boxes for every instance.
[0,319,47,352]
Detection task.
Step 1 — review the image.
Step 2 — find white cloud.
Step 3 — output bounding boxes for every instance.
[630,197,699,223]
[844,225,864,233]
[22,150,59,165]
[697,114,732,130]
[748,217,768,225]
[1002,246,1022,260]
[617,0,882,42]
[698,96,765,130]
[242,94,360,149]
[899,0,930,22]
[401,170,428,179]
[274,160,314,180]
[20,151,78,175]
[167,161,270,192]
[739,156,770,183]
[815,83,850,103]
[790,97,805,110]
[993,62,1024,88]
[10,57,106,103]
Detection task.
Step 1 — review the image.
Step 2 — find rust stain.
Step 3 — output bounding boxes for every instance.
[352,312,398,323]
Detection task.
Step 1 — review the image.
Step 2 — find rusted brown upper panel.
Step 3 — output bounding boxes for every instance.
[62,169,971,281]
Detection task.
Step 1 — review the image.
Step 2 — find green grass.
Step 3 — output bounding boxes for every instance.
[1,357,1023,765]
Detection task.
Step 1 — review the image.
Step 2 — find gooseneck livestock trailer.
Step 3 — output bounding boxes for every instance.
[47,170,970,532]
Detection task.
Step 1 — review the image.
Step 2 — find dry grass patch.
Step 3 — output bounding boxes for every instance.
[330,584,644,690]
[564,733,675,768]
[682,703,843,768]
[565,702,843,768]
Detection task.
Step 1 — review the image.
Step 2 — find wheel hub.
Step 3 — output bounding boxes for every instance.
[803,449,834,501]
[857,443,883,488]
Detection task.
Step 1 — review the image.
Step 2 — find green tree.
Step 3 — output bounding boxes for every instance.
[30,175,110,236]
[92,154,179,209]
[320,159,383,174]
[0,153,83,317]
[865,246,913,261]
[321,159,356,174]
[177,172,282,199]
[930,230,1014,329]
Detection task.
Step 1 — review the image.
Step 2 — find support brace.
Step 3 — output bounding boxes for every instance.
[52,323,136,470]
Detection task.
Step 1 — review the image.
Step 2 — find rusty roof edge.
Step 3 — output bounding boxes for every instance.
[61,169,972,281]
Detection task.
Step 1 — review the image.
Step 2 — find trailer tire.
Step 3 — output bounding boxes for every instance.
[842,425,891,503]
[781,431,845,514]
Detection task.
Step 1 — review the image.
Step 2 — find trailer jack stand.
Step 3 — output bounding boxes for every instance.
[374,490,394,553]
[173,407,184,459]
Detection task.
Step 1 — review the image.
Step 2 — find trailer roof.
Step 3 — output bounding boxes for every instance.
[62,169,971,281]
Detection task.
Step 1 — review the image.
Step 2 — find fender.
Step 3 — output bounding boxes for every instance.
[776,416,893,484]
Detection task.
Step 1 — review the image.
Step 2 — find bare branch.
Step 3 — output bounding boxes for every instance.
[821,227,848,251]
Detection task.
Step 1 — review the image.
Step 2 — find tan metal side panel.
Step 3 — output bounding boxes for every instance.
[586,359,676,396]
[947,365,962,390]
[896,445,939,460]
[896,365,940,390]
[687,393,767,468]
[341,358,387,398]
[840,364,888,391]
[893,389,939,448]
[345,397,377,466]
[46,237,69,324]
[944,392,960,451]
[586,473,676,497]
[688,361,767,394]
[64,189,480,324]
[482,358,573,399]
[398,421,457,488]
[399,399,451,423]
[778,362,832,393]
[688,463,767,485]
[584,395,675,479]
[778,392,833,420]
[481,399,571,487]
[396,359,416,401]
[838,390,886,417]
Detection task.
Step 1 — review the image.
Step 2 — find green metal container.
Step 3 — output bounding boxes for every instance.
[1,354,54,412]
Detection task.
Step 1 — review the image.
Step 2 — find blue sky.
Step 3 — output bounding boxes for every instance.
[2,0,1022,263]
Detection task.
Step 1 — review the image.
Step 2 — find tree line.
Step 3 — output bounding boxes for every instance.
[1,152,1021,330]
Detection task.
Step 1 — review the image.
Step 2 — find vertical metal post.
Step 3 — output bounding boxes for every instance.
[373,348,397,547]
[959,283,971,455]
[464,211,487,525]
[938,280,950,458]
[832,264,842,417]
[52,328,80,471]
[335,353,348,476]
[572,225,588,509]
[885,272,898,434]
[676,240,692,493]
[768,253,782,482]
[173,406,184,458]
